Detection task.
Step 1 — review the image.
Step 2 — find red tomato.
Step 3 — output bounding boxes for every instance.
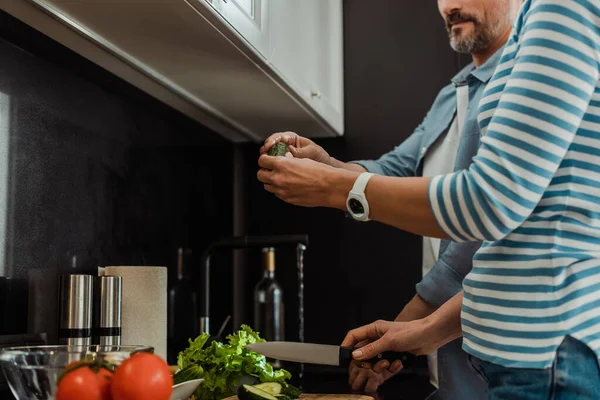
[56,365,113,400]
[96,368,113,400]
[111,353,173,400]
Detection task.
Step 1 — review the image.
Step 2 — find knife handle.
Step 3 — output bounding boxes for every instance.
[339,347,417,368]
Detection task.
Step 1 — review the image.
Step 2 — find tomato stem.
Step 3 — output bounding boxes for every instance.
[57,360,117,384]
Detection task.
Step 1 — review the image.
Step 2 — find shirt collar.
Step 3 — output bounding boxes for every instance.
[451,46,505,86]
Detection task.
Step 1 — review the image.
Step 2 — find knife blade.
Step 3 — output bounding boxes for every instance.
[245,341,417,368]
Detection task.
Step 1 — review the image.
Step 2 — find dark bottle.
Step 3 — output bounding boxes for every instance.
[254,247,285,345]
[168,248,198,365]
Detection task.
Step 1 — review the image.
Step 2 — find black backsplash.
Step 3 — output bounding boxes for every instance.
[0,11,234,351]
[0,0,465,371]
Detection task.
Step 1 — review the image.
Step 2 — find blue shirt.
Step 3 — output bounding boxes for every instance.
[353,48,504,399]
[429,0,600,369]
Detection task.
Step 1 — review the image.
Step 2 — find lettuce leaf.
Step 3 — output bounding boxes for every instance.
[176,325,298,400]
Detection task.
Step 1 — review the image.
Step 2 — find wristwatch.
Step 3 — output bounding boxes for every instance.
[346,172,374,222]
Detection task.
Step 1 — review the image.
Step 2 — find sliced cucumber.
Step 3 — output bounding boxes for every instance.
[253,382,282,395]
[238,384,279,400]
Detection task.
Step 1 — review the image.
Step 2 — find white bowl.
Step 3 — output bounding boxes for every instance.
[170,378,204,400]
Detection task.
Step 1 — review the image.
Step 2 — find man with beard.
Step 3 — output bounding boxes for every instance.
[258,0,523,398]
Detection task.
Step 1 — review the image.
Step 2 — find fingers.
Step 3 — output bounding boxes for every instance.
[288,145,299,157]
[288,145,306,159]
[350,369,369,392]
[342,319,392,352]
[354,338,392,361]
[348,363,360,386]
[350,360,402,393]
[388,360,404,374]
[256,168,274,185]
[348,362,387,394]
[341,323,382,348]
[364,377,383,394]
[263,184,276,194]
[258,154,279,170]
[355,359,402,374]
[352,320,395,361]
[260,132,298,154]
[348,359,400,394]
[371,360,390,374]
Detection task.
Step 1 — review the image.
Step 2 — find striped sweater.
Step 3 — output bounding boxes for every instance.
[428,0,600,368]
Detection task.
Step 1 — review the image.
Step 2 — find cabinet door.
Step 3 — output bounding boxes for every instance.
[216,0,269,57]
[203,0,219,11]
[268,0,343,134]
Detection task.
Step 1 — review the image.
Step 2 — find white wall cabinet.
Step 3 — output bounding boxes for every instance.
[213,0,344,134]
[2,0,344,141]
[267,0,344,134]
[207,0,270,58]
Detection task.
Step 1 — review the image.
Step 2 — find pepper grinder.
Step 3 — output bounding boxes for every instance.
[94,276,122,345]
[58,274,93,346]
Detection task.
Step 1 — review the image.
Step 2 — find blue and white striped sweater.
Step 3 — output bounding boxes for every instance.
[428,0,600,368]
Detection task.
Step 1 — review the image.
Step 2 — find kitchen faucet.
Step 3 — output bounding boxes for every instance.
[199,234,309,335]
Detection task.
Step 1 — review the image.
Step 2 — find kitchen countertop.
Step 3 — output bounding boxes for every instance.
[286,364,436,400]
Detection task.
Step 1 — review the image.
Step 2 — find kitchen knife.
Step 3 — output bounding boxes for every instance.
[245,341,417,368]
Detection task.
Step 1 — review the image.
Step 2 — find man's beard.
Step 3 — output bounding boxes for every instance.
[446,9,507,53]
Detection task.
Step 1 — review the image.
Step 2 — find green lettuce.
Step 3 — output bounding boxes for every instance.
[176,325,298,400]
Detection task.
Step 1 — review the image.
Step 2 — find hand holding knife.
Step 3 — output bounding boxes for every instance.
[245,341,417,369]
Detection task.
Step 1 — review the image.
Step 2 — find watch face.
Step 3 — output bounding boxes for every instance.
[348,198,365,215]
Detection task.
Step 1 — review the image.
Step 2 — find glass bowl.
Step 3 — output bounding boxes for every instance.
[0,345,153,399]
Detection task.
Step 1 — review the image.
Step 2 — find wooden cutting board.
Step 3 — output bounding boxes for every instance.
[225,396,373,399]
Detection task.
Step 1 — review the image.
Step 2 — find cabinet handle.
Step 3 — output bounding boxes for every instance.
[311,90,322,99]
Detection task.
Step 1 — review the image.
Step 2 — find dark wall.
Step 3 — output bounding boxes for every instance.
[239,1,465,345]
[0,0,470,366]
[0,11,234,352]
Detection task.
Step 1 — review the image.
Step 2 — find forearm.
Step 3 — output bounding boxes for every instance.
[421,291,463,350]
[395,294,437,322]
[368,176,446,238]
[328,157,367,173]
[327,171,447,239]
[343,292,464,358]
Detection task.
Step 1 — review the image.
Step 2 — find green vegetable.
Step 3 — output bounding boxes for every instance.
[176,325,300,400]
[238,384,279,400]
[252,382,282,395]
[268,142,290,157]
[173,364,204,385]
[280,384,301,399]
